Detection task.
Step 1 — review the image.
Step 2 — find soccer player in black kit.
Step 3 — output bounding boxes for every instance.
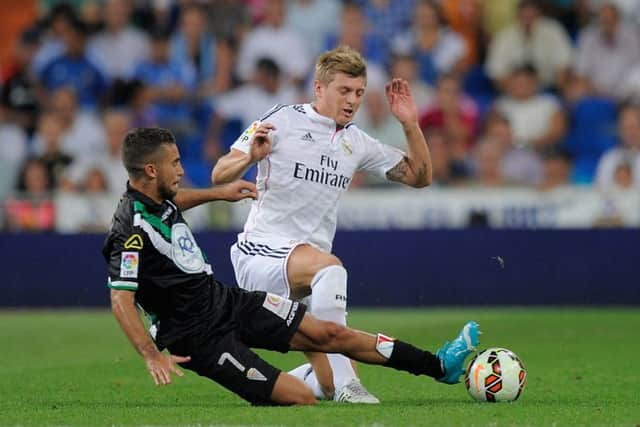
[104,128,481,405]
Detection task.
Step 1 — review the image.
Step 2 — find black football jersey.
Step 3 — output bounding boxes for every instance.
[102,184,227,348]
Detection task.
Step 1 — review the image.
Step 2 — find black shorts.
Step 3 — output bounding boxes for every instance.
[168,288,307,404]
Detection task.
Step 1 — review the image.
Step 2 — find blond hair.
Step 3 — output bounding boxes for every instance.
[314,45,367,85]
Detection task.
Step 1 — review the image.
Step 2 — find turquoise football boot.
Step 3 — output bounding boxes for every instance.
[436,321,480,384]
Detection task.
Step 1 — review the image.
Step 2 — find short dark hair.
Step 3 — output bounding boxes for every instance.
[123,128,176,179]
[255,57,280,79]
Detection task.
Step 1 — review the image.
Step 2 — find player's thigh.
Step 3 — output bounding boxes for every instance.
[171,332,282,405]
[287,244,342,299]
[230,242,291,297]
[235,289,307,352]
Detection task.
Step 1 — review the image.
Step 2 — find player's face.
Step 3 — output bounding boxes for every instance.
[154,143,184,200]
[315,73,366,126]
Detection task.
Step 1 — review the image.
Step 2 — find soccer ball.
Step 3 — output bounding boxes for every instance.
[465,347,527,402]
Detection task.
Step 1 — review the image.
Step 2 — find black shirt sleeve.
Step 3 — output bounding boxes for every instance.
[106,230,144,292]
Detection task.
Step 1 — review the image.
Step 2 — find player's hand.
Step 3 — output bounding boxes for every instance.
[217,180,258,201]
[145,353,191,386]
[385,78,418,128]
[249,123,275,162]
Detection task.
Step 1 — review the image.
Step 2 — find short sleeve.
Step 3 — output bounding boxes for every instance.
[357,131,405,179]
[106,232,143,292]
[230,120,261,153]
[229,104,286,153]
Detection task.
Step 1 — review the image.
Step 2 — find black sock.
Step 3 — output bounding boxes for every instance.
[383,340,444,378]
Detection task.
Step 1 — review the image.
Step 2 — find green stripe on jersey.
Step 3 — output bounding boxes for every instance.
[107,278,138,291]
[133,201,171,240]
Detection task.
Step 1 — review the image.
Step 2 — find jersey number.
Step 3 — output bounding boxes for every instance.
[217,352,245,372]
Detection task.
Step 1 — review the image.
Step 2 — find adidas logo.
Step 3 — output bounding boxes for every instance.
[301,132,315,142]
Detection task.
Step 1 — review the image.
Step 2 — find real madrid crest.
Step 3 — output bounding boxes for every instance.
[342,138,353,155]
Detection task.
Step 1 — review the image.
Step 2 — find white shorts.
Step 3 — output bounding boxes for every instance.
[230,235,305,299]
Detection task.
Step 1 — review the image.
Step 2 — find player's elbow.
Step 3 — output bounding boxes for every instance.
[410,174,432,188]
[110,289,134,313]
[211,164,229,185]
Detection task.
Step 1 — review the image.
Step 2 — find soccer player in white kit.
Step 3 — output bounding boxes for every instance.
[212,46,432,403]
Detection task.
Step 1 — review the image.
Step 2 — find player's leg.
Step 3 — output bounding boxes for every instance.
[287,244,379,403]
[168,331,315,406]
[230,241,336,399]
[270,372,317,405]
[290,313,481,384]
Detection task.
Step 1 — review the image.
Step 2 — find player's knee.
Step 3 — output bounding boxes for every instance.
[312,320,351,350]
[315,253,342,270]
[292,387,317,405]
[310,265,348,314]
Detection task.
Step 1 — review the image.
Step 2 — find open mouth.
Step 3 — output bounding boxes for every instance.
[342,108,354,118]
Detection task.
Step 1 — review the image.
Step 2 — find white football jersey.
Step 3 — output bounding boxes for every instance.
[231,103,404,252]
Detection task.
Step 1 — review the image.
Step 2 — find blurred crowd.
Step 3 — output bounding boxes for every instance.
[1,0,640,232]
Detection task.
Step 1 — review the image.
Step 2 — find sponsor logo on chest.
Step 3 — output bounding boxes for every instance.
[171,223,205,273]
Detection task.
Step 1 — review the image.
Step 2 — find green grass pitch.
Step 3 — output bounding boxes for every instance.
[2,308,639,426]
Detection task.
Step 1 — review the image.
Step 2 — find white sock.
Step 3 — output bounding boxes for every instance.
[288,363,312,380]
[287,363,328,399]
[310,265,357,391]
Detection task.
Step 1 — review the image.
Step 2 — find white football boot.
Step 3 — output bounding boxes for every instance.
[334,378,380,404]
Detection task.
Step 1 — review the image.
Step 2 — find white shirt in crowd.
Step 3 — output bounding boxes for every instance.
[214,83,299,128]
[235,25,311,82]
[88,27,150,80]
[231,103,404,252]
[495,94,561,148]
[574,22,640,100]
[486,17,573,87]
[595,148,640,189]
[33,112,106,160]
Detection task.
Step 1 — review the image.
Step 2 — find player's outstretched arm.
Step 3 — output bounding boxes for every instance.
[110,289,190,386]
[211,123,275,184]
[173,180,257,211]
[385,78,432,188]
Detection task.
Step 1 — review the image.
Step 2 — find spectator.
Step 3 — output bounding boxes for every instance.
[324,2,388,66]
[286,0,341,56]
[595,104,640,189]
[64,109,130,192]
[537,147,572,191]
[419,73,479,152]
[574,2,640,100]
[494,64,566,151]
[1,27,42,135]
[55,166,118,233]
[391,0,467,85]
[481,110,543,186]
[4,158,55,232]
[170,3,233,96]
[207,58,298,160]
[470,139,508,187]
[38,17,108,110]
[389,54,433,112]
[357,0,416,47]
[31,4,77,75]
[441,0,487,68]
[0,106,29,200]
[236,0,311,86]
[88,0,151,81]
[34,112,74,189]
[424,128,470,186]
[612,161,633,190]
[486,0,573,90]
[207,0,251,40]
[34,88,105,160]
[133,27,194,134]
